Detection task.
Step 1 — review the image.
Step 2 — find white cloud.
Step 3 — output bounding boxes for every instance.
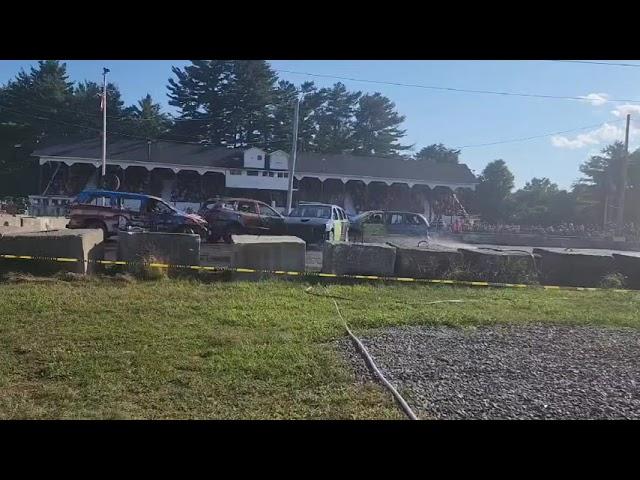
[551,123,626,149]
[611,103,640,119]
[579,92,610,106]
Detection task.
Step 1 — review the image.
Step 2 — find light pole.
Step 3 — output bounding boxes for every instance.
[286,95,301,214]
[101,67,110,180]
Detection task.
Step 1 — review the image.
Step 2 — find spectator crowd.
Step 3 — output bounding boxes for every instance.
[447,220,640,241]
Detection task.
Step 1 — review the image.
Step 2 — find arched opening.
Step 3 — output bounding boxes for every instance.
[345,180,366,215]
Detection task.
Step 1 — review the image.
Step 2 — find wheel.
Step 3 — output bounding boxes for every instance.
[85,220,108,239]
[223,225,242,244]
[177,225,198,235]
[326,229,335,242]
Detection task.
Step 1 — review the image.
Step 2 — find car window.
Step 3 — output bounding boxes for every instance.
[237,201,258,214]
[81,195,116,207]
[121,198,142,212]
[332,208,339,220]
[260,205,280,217]
[146,199,173,215]
[289,206,331,219]
[406,214,424,225]
[390,213,404,225]
[338,208,346,220]
[367,213,383,224]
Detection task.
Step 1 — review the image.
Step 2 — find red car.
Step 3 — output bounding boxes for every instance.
[67,190,209,239]
[198,197,287,243]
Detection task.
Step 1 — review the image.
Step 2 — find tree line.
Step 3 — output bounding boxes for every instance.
[472,143,640,227]
[0,60,466,194]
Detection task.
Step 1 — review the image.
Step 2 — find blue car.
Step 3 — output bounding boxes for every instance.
[67,190,209,239]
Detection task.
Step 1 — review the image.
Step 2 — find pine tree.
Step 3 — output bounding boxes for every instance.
[128,94,171,139]
[68,80,130,139]
[0,60,75,144]
[167,60,278,148]
[314,82,361,153]
[167,60,235,145]
[351,92,410,156]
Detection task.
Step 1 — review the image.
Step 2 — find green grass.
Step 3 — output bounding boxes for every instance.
[0,277,639,419]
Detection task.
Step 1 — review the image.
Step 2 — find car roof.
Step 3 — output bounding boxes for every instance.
[78,190,162,202]
[362,210,424,215]
[204,197,267,204]
[296,203,342,208]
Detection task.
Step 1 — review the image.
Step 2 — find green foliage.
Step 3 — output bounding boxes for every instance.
[600,273,626,289]
[414,143,460,164]
[351,93,411,156]
[509,177,576,226]
[127,94,171,139]
[476,159,515,223]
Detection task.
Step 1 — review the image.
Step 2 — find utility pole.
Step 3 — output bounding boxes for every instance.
[616,113,631,230]
[101,67,110,180]
[286,96,301,214]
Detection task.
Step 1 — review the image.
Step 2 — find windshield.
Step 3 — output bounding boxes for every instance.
[289,206,331,219]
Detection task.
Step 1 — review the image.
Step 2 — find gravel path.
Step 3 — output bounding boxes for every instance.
[340,325,640,419]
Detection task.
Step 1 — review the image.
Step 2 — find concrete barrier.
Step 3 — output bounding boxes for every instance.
[0,229,103,274]
[0,214,21,228]
[459,248,538,284]
[392,244,462,279]
[322,242,396,276]
[117,231,200,267]
[0,215,69,234]
[533,248,617,287]
[231,235,305,272]
[612,253,640,289]
[441,232,640,252]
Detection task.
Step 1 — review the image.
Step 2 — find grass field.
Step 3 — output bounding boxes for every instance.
[1,276,639,419]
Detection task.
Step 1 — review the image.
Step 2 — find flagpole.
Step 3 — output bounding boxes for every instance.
[101,67,110,179]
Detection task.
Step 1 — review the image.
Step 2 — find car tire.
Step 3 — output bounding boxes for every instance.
[177,225,198,235]
[223,225,242,244]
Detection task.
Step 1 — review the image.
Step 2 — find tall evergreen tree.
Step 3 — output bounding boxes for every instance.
[128,94,171,139]
[0,60,75,144]
[167,60,278,147]
[167,60,235,145]
[351,92,410,156]
[314,82,361,153]
[68,80,130,139]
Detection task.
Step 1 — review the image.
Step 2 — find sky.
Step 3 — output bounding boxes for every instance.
[1,59,640,189]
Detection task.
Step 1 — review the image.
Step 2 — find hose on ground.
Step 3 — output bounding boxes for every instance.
[331,299,418,420]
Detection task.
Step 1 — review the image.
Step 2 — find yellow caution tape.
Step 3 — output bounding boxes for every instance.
[0,252,635,293]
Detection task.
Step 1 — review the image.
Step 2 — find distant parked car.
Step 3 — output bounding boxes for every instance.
[285,203,349,243]
[198,197,286,243]
[350,210,430,241]
[67,190,209,239]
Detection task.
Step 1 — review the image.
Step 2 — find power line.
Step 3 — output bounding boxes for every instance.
[456,119,626,149]
[551,60,640,68]
[275,68,640,105]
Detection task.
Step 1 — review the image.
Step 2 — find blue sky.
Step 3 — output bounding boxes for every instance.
[2,60,639,189]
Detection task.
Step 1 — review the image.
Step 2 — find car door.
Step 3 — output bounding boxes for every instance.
[258,203,285,234]
[402,213,425,235]
[338,207,349,241]
[145,198,175,232]
[236,200,261,233]
[331,207,343,241]
[387,212,405,235]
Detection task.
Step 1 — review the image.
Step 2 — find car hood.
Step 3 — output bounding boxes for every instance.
[181,212,208,225]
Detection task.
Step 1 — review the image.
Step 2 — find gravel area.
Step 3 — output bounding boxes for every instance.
[340,325,640,419]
